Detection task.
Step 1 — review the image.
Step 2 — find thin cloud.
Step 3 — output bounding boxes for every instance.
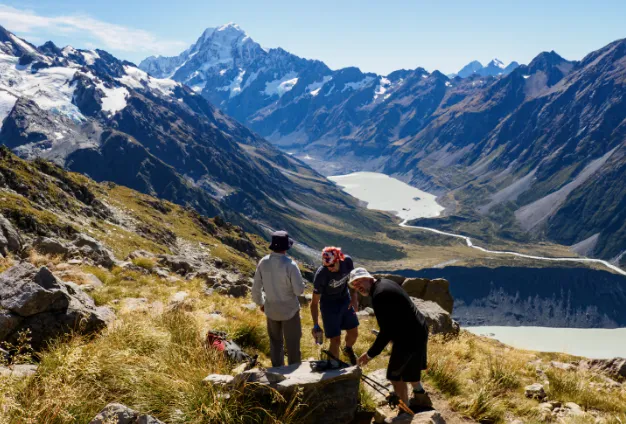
[0,5,186,55]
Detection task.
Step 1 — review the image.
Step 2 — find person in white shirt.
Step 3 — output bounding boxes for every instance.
[252,230,306,367]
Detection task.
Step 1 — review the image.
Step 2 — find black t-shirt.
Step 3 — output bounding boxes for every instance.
[313,256,354,302]
[367,278,429,359]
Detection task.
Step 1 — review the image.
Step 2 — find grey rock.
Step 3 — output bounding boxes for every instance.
[0,264,69,316]
[386,410,445,423]
[373,274,406,285]
[89,403,136,424]
[215,284,250,298]
[411,297,459,335]
[231,361,361,424]
[0,214,23,255]
[34,237,70,256]
[243,303,257,310]
[579,357,626,379]
[203,374,235,387]
[0,364,38,379]
[88,403,165,424]
[550,361,575,371]
[72,234,118,268]
[83,273,104,289]
[402,278,453,314]
[127,250,156,260]
[0,263,114,350]
[525,383,547,400]
[158,255,197,275]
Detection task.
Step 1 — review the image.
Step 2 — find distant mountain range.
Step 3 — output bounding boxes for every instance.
[140,24,626,268]
[0,25,390,256]
[451,59,519,78]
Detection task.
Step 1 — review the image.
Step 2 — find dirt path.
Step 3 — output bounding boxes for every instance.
[423,382,475,424]
[371,382,476,423]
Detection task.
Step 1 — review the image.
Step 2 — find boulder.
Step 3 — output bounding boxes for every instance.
[386,411,445,423]
[88,403,164,424]
[0,214,22,255]
[206,361,361,424]
[127,250,156,260]
[373,274,406,285]
[579,357,626,379]
[215,284,250,298]
[72,234,118,268]
[0,263,114,350]
[34,237,70,256]
[298,294,313,305]
[0,364,38,379]
[158,255,197,275]
[402,278,453,314]
[525,383,547,400]
[411,298,459,335]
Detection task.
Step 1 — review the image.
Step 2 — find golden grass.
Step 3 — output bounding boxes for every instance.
[1,260,625,423]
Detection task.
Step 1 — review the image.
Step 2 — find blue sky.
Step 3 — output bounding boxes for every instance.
[1,0,625,75]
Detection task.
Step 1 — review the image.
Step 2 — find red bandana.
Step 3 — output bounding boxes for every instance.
[322,246,345,267]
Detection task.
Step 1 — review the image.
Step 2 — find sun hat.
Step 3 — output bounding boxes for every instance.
[348,267,375,288]
[268,230,294,252]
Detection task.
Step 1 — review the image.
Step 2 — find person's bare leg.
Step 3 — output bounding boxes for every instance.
[392,381,409,405]
[345,327,358,348]
[410,381,424,392]
[329,336,341,359]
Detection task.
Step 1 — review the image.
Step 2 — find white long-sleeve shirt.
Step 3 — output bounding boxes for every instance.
[252,252,306,321]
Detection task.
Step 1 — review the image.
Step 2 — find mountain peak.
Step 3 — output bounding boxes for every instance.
[488,58,505,69]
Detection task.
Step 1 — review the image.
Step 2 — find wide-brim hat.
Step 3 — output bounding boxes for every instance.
[269,230,294,251]
[348,267,375,288]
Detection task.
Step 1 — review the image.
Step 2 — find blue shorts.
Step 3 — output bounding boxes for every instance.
[320,299,359,339]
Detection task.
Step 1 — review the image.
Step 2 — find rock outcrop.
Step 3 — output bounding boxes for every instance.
[0,263,114,350]
[411,298,459,335]
[89,403,164,424]
[0,214,23,256]
[33,234,119,268]
[205,362,361,424]
[361,275,454,314]
[579,357,626,380]
[402,278,453,314]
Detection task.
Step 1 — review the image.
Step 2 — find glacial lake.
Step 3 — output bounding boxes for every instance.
[328,172,444,220]
[467,326,626,359]
[329,172,626,359]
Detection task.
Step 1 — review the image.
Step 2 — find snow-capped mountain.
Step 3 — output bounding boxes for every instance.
[0,25,382,247]
[454,59,519,78]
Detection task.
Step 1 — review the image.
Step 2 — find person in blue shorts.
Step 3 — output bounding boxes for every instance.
[310,246,359,365]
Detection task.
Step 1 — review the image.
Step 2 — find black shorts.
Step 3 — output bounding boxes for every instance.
[386,348,423,382]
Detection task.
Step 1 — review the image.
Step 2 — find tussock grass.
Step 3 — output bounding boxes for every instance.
[131,257,157,271]
[546,368,626,413]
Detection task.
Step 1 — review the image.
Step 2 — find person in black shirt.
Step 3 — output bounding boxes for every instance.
[310,246,359,365]
[349,267,429,408]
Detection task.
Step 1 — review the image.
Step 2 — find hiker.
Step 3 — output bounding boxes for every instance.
[350,268,429,409]
[252,230,306,367]
[310,246,359,365]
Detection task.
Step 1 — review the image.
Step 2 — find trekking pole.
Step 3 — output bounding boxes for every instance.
[321,350,414,416]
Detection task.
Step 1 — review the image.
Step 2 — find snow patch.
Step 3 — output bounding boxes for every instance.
[306,75,332,96]
[96,82,129,114]
[445,81,452,87]
[342,76,375,92]
[218,68,246,98]
[263,72,299,98]
[9,34,37,55]
[523,75,530,79]
[81,50,100,65]
[0,90,18,123]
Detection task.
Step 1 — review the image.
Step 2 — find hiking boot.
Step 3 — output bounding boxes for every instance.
[342,346,357,365]
[409,389,433,412]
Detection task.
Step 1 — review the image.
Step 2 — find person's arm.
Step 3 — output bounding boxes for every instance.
[251,262,265,309]
[345,256,358,310]
[289,261,306,296]
[366,293,394,358]
[310,293,321,327]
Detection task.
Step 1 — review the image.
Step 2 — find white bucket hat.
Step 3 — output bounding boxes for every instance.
[348,267,375,288]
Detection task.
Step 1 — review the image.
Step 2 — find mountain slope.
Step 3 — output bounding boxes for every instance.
[0,27,398,259]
